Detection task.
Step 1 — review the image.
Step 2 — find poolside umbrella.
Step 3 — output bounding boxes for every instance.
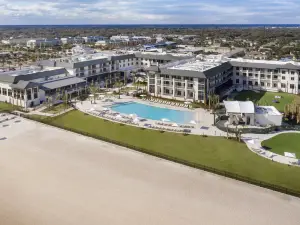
[162,118,170,122]
[102,107,109,111]
[190,120,197,124]
[90,108,95,111]
[89,94,94,97]
[140,94,146,97]
[129,114,137,118]
[172,123,179,127]
[116,114,122,119]
[133,118,140,123]
[184,101,192,104]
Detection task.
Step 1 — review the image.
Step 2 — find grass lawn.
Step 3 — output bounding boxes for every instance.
[49,110,300,193]
[234,91,298,112]
[42,103,71,114]
[0,102,19,112]
[262,133,300,158]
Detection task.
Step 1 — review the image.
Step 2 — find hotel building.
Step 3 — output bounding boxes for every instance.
[0,66,86,108]
[146,55,300,102]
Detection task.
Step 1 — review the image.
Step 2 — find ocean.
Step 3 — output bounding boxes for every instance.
[0,24,300,29]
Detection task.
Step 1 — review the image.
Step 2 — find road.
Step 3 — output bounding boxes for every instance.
[0,117,300,225]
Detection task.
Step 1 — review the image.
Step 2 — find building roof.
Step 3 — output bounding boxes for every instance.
[134,52,191,61]
[224,101,255,114]
[40,77,86,90]
[229,59,300,70]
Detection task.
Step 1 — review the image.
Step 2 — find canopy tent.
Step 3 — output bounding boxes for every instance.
[224,101,255,114]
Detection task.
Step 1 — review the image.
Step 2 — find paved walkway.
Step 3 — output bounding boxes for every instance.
[1,117,300,225]
[242,131,300,166]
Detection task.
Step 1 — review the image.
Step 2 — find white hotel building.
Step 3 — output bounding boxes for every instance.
[146,55,300,102]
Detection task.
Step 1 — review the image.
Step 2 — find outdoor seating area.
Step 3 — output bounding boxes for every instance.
[155,122,195,129]
[145,123,192,133]
[85,109,139,126]
[142,98,191,108]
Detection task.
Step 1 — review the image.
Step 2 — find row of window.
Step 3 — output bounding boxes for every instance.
[0,88,37,99]
[236,67,297,75]
[237,72,299,81]
[236,79,298,89]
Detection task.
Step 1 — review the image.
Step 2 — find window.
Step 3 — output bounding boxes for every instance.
[268,69,272,73]
[236,79,239,84]
[249,73,253,77]
[290,84,295,89]
[282,76,285,80]
[243,80,246,85]
[236,72,239,76]
[248,68,253,72]
[261,82,264,86]
[273,83,277,88]
[255,81,258,86]
[291,77,295,81]
[273,75,278,79]
[8,89,12,97]
[255,68,260,72]
[281,83,286,88]
[2,88,7,96]
[33,87,38,99]
[274,70,278,74]
[243,73,247,76]
[255,74,258,78]
[177,91,181,95]
[243,67,247,71]
[261,74,265,78]
[291,71,295,75]
[248,81,252,85]
[267,83,270,87]
[282,71,286,74]
[236,67,239,70]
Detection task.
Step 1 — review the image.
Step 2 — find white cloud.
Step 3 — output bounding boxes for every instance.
[0,0,299,24]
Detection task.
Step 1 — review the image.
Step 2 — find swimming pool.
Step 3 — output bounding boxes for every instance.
[110,102,194,124]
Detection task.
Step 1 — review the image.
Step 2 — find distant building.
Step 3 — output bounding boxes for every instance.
[27,39,61,49]
[83,36,106,43]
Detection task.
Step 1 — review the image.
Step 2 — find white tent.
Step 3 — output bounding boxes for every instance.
[224,101,255,114]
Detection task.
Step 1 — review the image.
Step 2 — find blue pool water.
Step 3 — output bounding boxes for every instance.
[110,102,194,124]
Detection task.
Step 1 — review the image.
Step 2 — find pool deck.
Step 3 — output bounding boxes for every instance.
[76,96,226,137]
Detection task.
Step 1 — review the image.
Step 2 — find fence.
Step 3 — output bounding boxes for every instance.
[8,111,300,198]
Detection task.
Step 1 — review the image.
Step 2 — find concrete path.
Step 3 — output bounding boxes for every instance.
[0,117,300,225]
[242,131,300,166]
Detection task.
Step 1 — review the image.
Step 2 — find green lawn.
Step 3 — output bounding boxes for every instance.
[42,103,71,114]
[0,102,18,112]
[49,110,300,193]
[234,91,297,112]
[262,133,300,158]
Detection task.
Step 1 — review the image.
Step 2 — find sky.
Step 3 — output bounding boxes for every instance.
[0,0,300,25]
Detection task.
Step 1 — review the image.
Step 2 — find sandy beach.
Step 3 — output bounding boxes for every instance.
[0,118,300,225]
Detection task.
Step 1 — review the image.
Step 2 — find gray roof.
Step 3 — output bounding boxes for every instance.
[10,81,37,89]
[229,61,300,70]
[160,61,232,79]
[41,77,86,90]
[134,52,192,61]
[144,65,160,72]
[0,68,67,84]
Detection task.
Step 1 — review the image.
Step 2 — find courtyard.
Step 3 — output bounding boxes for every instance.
[0,116,300,224]
[233,90,297,112]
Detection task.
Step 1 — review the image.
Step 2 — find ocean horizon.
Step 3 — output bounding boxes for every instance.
[1,24,300,29]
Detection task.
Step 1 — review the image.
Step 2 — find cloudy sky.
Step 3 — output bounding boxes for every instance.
[0,0,300,25]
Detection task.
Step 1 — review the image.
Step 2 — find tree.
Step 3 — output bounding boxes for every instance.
[208,94,220,125]
[89,82,98,103]
[113,79,123,99]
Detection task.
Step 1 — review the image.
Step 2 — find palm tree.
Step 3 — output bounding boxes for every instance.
[113,79,123,99]
[208,94,220,125]
[89,82,98,104]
